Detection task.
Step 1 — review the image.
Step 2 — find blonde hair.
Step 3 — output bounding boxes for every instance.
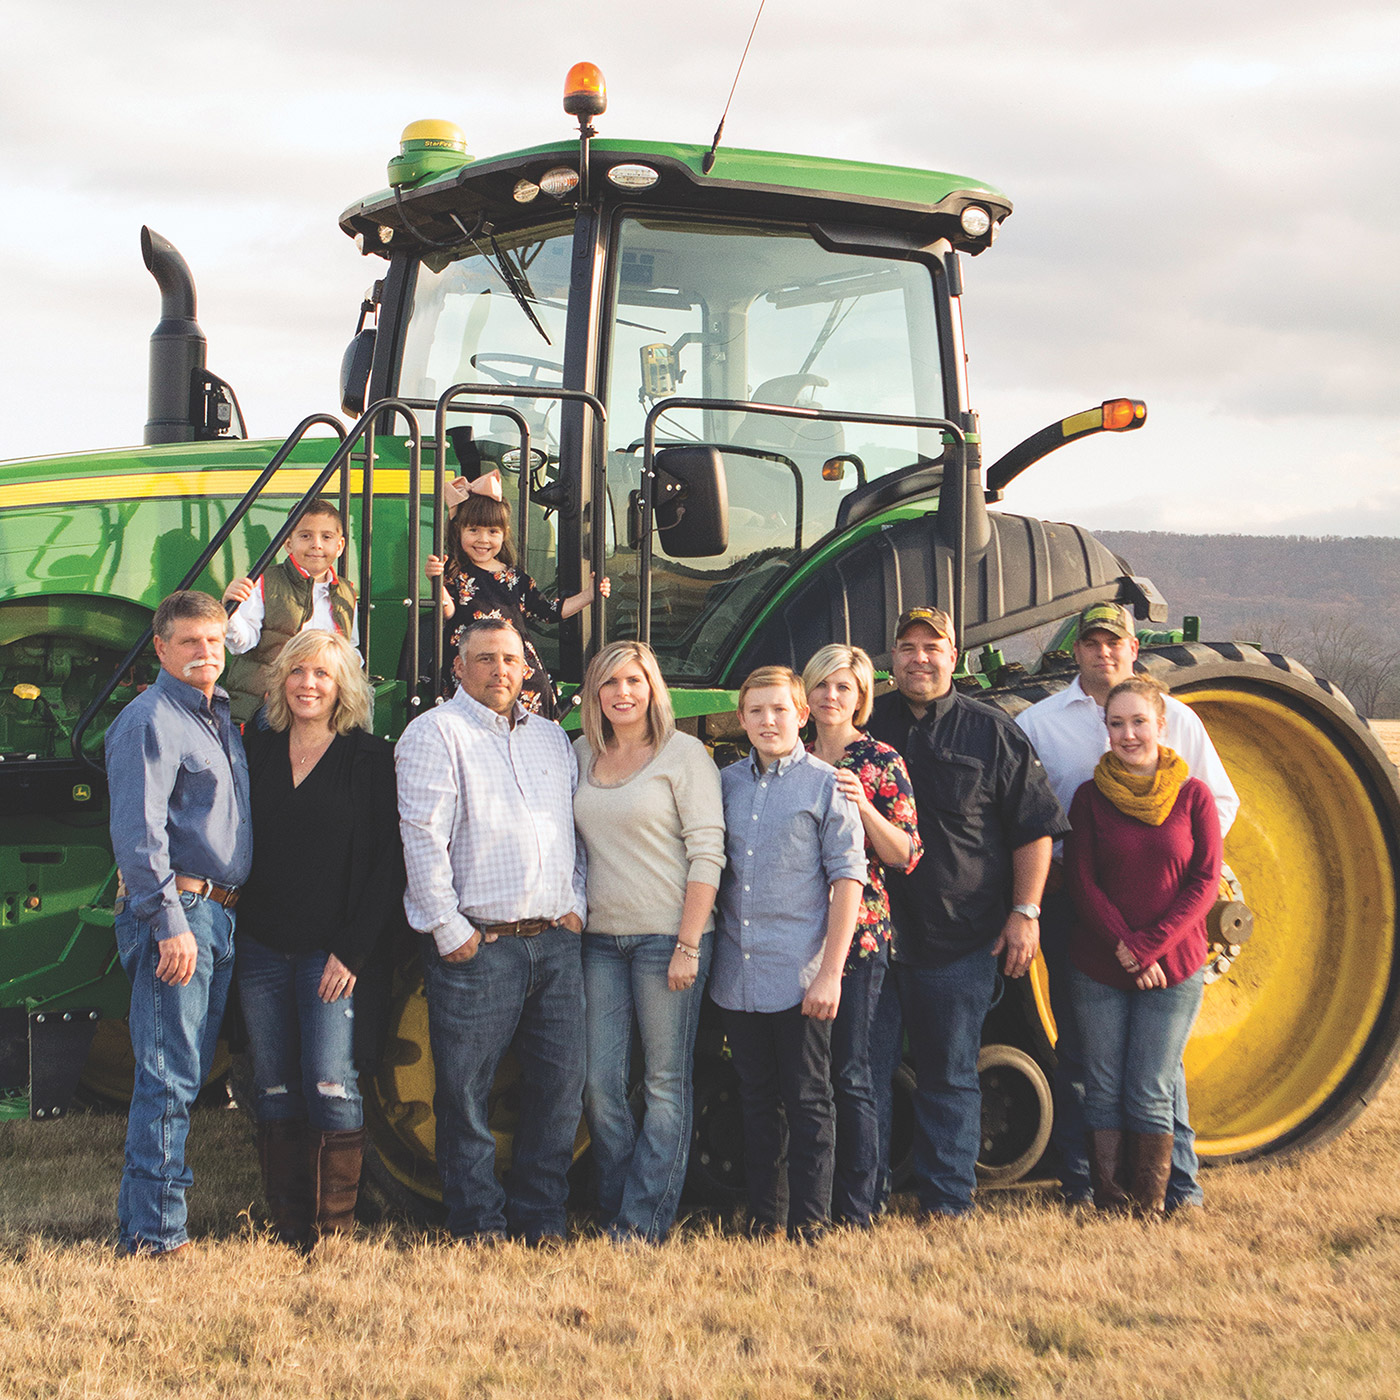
[737,665,806,713]
[263,629,374,735]
[801,645,875,727]
[1104,673,1169,722]
[580,641,675,754]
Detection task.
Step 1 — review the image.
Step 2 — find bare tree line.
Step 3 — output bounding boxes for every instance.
[1247,617,1400,718]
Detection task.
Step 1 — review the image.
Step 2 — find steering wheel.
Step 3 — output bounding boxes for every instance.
[470,353,565,387]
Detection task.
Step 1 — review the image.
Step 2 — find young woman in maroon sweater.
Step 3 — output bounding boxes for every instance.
[1065,675,1222,1215]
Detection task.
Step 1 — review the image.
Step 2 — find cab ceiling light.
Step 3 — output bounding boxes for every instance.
[513,179,541,203]
[607,163,659,190]
[959,206,992,238]
[540,166,580,198]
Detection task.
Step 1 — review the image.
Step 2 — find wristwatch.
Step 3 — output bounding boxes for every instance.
[1011,902,1041,920]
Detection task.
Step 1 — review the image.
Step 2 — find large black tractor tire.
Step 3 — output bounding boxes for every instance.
[983,641,1400,1164]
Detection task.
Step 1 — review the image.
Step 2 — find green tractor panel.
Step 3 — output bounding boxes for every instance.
[2,76,1397,1218]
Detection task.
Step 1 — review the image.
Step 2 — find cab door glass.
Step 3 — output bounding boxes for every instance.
[604,217,944,681]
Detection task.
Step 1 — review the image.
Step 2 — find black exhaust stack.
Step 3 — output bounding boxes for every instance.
[141,226,206,444]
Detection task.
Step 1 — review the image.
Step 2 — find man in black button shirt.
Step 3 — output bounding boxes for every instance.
[868,607,1069,1218]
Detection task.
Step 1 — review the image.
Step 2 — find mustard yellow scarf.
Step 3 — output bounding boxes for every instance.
[1093,746,1189,826]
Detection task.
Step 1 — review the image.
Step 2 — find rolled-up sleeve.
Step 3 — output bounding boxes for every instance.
[819,778,868,885]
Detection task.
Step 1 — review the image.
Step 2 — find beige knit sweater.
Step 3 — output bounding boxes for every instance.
[572,731,725,938]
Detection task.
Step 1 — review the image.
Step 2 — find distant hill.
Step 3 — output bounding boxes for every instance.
[1094,532,1400,641]
[1092,532,1400,716]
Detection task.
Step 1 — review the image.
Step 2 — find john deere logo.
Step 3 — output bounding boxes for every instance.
[72,784,91,803]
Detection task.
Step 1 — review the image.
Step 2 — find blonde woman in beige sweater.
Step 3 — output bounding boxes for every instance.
[573,641,725,1242]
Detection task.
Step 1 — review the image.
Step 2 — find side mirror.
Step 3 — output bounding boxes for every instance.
[340,328,376,417]
[652,446,729,557]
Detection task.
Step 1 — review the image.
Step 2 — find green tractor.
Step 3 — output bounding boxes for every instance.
[3,66,1397,1219]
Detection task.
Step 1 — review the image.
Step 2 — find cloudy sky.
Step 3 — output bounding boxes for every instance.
[3,1,1397,535]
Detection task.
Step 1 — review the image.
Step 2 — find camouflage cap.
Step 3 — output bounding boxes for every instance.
[894,606,954,642]
[1076,601,1135,641]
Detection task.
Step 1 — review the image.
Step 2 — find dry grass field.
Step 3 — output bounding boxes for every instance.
[2,722,1397,1398]
[3,1076,1400,1400]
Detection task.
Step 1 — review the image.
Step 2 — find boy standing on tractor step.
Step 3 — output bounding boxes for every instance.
[223,498,359,724]
[105,590,251,1256]
[1015,600,1238,1211]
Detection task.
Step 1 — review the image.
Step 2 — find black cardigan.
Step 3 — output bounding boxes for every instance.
[241,724,409,1070]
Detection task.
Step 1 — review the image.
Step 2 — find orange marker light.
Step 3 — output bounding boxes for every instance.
[564,62,607,118]
[1102,398,1147,431]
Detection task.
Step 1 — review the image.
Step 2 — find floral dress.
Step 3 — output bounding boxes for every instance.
[809,733,922,971]
[444,560,563,717]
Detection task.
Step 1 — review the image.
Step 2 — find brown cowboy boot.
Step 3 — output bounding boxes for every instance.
[1086,1129,1132,1212]
[1128,1132,1174,1218]
[308,1126,365,1242]
[256,1119,312,1247]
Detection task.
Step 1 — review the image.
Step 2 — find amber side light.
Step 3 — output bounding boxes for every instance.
[564,62,607,118]
[1102,398,1147,431]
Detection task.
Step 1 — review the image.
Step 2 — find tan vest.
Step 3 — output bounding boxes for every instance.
[225,558,357,722]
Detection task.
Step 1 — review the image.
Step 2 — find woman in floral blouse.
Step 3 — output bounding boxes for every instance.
[803,644,921,1227]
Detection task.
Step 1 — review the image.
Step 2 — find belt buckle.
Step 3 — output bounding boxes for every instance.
[198,877,215,902]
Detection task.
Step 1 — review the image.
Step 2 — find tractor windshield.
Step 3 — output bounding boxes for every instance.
[602,216,945,679]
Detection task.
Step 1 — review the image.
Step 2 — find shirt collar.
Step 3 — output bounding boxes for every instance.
[286,553,338,586]
[1065,675,1102,710]
[450,684,531,733]
[748,743,805,778]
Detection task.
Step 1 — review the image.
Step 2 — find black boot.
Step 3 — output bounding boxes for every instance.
[257,1119,312,1247]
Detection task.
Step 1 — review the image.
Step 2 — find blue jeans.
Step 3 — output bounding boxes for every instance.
[1047,886,1203,1206]
[582,932,711,1242]
[830,955,885,1226]
[236,937,362,1132]
[115,890,235,1254]
[895,946,999,1217]
[1069,964,1205,1137]
[422,926,585,1242]
[868,964,904,1213]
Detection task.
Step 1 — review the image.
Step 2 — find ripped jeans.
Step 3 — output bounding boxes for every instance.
[236,936,363,1131]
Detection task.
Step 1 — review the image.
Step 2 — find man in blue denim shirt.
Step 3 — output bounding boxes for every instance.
[105,590,252,1256]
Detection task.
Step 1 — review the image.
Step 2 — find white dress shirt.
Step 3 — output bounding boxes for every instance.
[225,567,360,654]
[1016,674,1239,842]
[396,687,587,956]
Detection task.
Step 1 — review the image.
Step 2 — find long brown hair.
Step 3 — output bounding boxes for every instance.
[445,491,516,576]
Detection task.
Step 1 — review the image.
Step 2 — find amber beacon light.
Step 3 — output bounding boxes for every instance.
[564,63,607,118]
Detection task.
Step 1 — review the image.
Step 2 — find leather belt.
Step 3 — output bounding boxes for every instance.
[174,874,240,909]
[476,917,555,938]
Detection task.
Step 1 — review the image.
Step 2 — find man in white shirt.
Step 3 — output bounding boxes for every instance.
[1016,601,1238,1210]
[396,617,587,1244]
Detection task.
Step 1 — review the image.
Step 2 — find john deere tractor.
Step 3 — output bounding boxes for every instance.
[2,65,1396,1218]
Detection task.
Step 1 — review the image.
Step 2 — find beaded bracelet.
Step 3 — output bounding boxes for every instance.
[674,942,702,961]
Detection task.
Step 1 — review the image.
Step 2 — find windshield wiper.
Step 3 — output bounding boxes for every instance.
[469,225,552,347]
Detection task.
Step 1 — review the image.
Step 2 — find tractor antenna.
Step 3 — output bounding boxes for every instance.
[701,0,767,175]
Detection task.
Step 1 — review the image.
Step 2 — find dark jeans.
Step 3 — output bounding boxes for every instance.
[236,936,362,1132]
[895,946,998,1218]
[869,965,904,1213]
[830,956,885,1227]
[1043,887,1204,1207]
[115,890,235,1254]
[721,1003,835,1236]
[422,925,585,1243]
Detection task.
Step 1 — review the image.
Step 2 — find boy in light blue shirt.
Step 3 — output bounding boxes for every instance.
[712,665,865,1240]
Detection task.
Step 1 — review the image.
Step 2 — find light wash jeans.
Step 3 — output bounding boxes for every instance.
[115,890,235,1254]
[582,932,711,1241]
[1069,964,1205,1136]
[236,936,362,1132]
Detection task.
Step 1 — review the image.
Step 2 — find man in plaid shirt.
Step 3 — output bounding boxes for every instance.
[396,617,587,1244]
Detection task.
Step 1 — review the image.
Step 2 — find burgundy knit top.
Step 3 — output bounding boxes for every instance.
[1065,776,1222,990]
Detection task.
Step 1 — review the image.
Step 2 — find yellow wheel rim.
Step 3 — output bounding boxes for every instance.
[365,968,590,1207]
[1181,685,1394,1156]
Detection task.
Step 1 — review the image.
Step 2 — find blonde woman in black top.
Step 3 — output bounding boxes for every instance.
[236,630,404,1246]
